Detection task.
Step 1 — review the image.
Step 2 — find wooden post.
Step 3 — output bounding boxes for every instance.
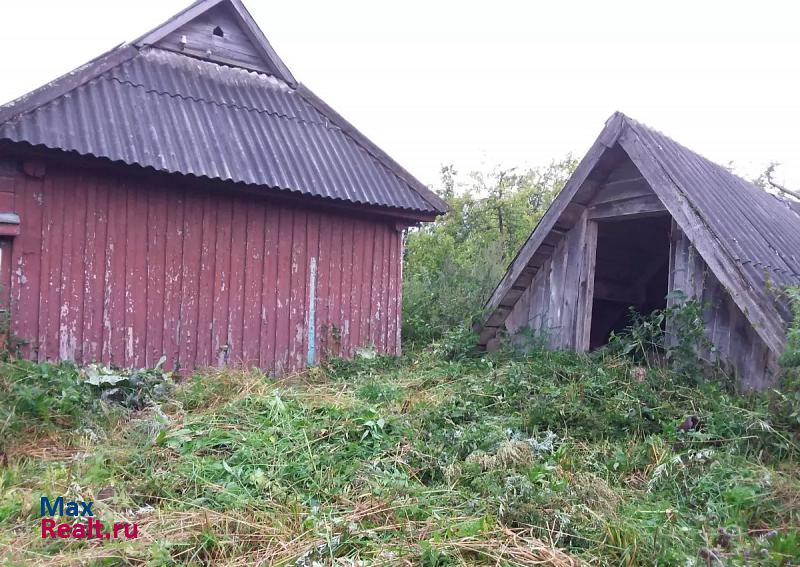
[575,219,598,351]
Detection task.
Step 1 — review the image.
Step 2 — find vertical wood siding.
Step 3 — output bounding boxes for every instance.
[504,212,593,352]
[668,222,779,389]
[7,161,403,373]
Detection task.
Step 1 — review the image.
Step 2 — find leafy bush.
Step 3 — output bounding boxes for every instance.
[403,159,576,347]
[780,286,800,369]
[0,359,174,450]
[0,361,100,439]
[403,242,506,347]
[606,296,711,380]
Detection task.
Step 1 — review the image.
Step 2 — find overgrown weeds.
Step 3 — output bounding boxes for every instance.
[0,359,175,461]
[780,286,800,370]
[1,346,798,565]
[605,295,712,381]
[402,159,577,347]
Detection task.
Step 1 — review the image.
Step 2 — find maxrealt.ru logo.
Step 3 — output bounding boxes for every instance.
[40,496,138,540]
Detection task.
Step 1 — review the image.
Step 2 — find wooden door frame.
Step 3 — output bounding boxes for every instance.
[575,217,598,352]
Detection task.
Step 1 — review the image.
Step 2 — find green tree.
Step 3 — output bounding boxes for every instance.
[402,156,577,347]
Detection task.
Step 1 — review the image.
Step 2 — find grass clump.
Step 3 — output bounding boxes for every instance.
[1,344,799,565]
[0,361,101,438]
[0,359,174,455]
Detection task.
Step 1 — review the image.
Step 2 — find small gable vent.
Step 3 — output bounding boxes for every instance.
[142,1,296,81]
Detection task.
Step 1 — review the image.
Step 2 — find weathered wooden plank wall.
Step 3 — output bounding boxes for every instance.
[154,4,270,73]
[6,160,402,373]
[0,158,16,309]
[504,213,592,351]
[668,222,779,389]
[502,158,780,388]
[502,158,658,351]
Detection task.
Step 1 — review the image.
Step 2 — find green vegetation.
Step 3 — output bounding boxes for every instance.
[605,295,712,381]
[0,360,174,453]
[403,160,575,346]
[1,338,798,565]
[1,163,798,565]
[780,287,800,370]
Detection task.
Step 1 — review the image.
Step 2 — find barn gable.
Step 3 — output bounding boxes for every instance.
[0,0,446,374]
[0,0,447,219]
[482,112,800,387]
[134,0,295,81]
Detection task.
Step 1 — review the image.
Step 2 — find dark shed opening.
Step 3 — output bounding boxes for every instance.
[589,215,671,349]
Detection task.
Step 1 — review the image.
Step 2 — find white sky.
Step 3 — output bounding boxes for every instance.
[2,1,800,190]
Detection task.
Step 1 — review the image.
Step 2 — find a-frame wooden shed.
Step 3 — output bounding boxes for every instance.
[481,113,800,389]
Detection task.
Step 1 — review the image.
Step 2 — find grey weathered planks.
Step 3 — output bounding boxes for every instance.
[499,155,667,352]
[501,209,596,352]
[481,112,621,331]
[154,3,270,73]
[588,194,666,220]
[669,223,779,388]
[134,0,296,84]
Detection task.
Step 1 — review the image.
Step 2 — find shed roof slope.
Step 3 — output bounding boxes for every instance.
[625,116,800,293]
[0,1,446,217]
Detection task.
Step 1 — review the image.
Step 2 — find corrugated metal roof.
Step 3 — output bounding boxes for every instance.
[626,117,800,296]
[0,46,446,216]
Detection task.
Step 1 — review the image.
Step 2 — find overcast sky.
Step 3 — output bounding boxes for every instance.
[2,1,800,190]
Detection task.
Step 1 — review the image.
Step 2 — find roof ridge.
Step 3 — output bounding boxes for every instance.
[621,114,767,194]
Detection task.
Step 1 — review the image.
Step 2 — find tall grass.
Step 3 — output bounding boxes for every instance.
[1,344,798,565]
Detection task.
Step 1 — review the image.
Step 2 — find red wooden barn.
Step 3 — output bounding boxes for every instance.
[0,0,447,373]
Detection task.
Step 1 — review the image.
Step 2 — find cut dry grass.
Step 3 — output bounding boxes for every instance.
[1,347,799,566]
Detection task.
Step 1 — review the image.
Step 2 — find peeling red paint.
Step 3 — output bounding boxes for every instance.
[7,161,403,373]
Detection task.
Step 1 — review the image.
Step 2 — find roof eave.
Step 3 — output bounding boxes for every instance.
[295,83,449,216]
[0,44,139,125]
[479,112,625,335]
[0,139,441,222]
